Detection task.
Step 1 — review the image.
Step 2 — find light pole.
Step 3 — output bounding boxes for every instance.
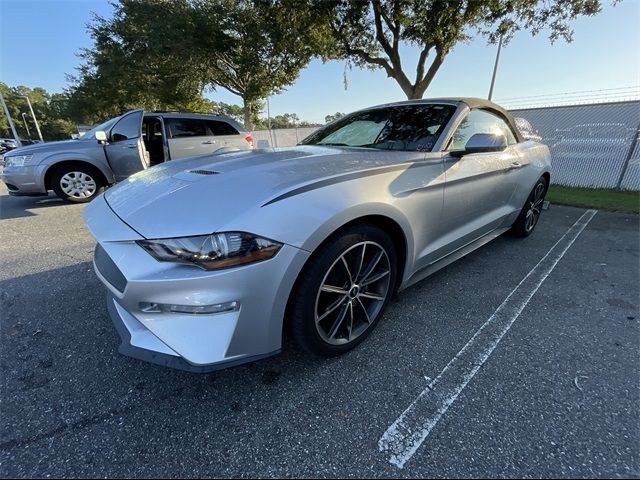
[266,96,276,147]
[488,34,503,101]
[0,91,21,147]
[21,112,31,137]
[20,95,43,142]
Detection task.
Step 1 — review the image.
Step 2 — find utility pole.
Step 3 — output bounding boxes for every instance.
[0,91,21,147]
[488,34,503,101]
[20,95,43,142]
[21,112,31,137]
[266,96,276,147]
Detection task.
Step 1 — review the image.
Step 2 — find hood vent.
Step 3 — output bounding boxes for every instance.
[189,169,220,175]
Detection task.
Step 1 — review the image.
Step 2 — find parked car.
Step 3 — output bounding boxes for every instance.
[0,110,253,202]
[84,97,551,372]
[0,138,19,158]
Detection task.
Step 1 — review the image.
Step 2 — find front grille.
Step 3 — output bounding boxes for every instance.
[94,244,127,293]
[189,169,219,175]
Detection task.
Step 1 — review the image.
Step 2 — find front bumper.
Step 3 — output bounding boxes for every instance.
[106,294,280,372]
[0,164,48,195]
[86,195,310,371]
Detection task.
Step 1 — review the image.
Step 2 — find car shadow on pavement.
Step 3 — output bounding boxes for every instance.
[1,261,329,440]
[0,193,68,220]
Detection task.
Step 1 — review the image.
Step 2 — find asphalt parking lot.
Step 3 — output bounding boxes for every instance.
[0,182,638,478]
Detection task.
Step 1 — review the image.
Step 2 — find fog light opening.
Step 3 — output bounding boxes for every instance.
[139,301,239,315]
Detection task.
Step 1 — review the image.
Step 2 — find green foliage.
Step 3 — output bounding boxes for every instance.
[325,112,345,123]
[251,112,321,130]
[0,82,77,141]
[317,0,607,99]
[68,0,325,129]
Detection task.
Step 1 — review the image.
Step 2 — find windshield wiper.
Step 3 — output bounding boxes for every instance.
[353,143,393,150]
[316,142,350,146]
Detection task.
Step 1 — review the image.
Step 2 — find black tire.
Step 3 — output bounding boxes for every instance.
[287,224,397,356]
[511,176,548,237]
[51,164,105,203]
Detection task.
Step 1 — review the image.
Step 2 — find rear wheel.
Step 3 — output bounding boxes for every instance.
[288,225,397,356]
[511,176,548,237]
[51,165,104,203]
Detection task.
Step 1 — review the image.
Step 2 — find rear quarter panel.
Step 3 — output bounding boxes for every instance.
[512,140,552,207]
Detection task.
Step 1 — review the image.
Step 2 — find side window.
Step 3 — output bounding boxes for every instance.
[206,120,239,136]
[449,109,517,151]
[167,118,207,138]
[110,113,141,142]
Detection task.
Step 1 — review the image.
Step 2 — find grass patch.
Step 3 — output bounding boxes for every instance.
[547,185,639,214]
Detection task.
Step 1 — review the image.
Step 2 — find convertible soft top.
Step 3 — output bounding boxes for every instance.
[374,97,525,143]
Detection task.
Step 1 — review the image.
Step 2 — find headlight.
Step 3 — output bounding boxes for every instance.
[137,232,282,270]
[4,155,33,167]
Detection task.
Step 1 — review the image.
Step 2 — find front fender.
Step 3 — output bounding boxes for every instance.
[220,179,417,285]
[299,201,415,267]
[37,152,115,186]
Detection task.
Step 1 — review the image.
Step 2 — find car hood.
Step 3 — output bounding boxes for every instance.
[103,146,404,239]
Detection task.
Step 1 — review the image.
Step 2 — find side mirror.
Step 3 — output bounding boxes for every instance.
[451,133,507,157]
[95,130,108,143]
[256,139,270,149]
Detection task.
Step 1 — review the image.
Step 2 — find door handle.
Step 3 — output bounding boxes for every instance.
[509,161,524,169]
[202,140,216,145]
[124,144,138,149]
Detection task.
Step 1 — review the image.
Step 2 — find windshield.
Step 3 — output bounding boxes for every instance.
[301,104,456,152]
[79,116,119,140]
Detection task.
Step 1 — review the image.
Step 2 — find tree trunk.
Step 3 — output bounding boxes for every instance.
[243,100,253,131]
[406,84,428,100]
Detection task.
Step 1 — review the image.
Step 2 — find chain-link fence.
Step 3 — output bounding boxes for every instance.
[251,127,318,148]
[252,100,640,191]
[511,100,640,190]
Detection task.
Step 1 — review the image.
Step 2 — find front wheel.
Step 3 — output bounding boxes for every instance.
[511,176,548,237]
[51,165,104,203]
[288,225,397,356]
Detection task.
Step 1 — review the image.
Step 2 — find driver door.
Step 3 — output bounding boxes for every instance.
[440,109,523,254]
[104,109,148,182]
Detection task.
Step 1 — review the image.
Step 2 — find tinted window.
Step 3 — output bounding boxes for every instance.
[450,109,517,150]
[301,104,456,151]
[110,113,141,142]
[167,118,207,138]
[206,120,239,136]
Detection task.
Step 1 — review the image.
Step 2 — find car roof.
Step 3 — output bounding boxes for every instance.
[145,112,247,132]
[364,97,524,142]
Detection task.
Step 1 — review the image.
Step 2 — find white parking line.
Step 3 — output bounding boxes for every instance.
[378,209,598,468]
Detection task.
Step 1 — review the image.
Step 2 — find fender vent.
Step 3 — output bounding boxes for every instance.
[189,169,220,175]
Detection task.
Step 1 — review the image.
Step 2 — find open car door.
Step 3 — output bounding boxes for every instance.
[104,109,148,182]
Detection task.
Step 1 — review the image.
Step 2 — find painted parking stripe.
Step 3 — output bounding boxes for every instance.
[379,209,598,469]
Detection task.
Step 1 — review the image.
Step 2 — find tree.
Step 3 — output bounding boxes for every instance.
[211,102,245,124]
[320,0,605,99]
[325,112,345,123]
[66,0,215,124]
[0,82,77,141]
[70,0,325,129]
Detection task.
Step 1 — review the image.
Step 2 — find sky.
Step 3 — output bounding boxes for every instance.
[1,0,639,123]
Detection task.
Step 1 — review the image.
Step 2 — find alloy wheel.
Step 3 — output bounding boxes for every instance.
[314,241,391,345]
[524,182,546,233]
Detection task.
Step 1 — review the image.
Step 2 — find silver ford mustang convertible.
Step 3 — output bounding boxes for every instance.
[84,98,551,372]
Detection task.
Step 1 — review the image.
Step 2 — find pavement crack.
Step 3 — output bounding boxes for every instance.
[0,403,138,451]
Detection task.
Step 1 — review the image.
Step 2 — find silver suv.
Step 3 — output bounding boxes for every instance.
[0,109,253,202]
